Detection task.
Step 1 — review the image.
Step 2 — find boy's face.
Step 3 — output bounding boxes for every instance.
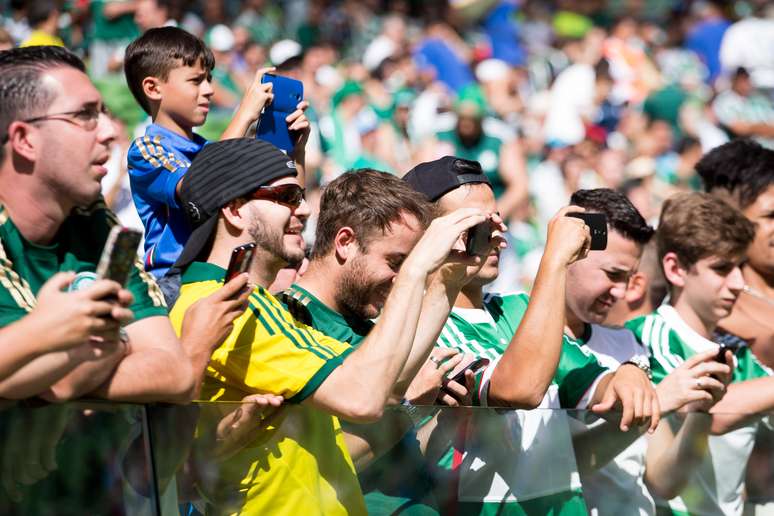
[742,184,774,277]
[566,230,642,324]
[158,61,213,129]
[682,255,745,326]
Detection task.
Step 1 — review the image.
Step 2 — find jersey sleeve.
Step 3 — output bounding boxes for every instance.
[127,136,188,209]
[554,337,609,409]
[734,346,774,382]
[206,292,354,404]
[92,205,168,320]
[626,315,685,384]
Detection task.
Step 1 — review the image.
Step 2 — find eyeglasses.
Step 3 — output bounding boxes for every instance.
[248,184,305,207]
[22,104,109,132]
[2,104,110,144]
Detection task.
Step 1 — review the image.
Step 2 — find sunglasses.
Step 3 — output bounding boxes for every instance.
[248,184,305,207]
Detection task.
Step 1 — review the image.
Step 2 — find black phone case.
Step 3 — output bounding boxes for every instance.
[566,212,608,250]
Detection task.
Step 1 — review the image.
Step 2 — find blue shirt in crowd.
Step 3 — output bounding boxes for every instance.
[127,124,209,278]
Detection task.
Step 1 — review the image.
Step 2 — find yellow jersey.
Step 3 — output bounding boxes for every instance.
[170,262,366,515]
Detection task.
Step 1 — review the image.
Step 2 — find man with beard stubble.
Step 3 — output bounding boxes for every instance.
[168,139,488,515]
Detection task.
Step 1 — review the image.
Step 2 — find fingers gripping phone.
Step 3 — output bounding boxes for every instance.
[225,243,256,282]
[445,357,490,386]
[466,222,492,257]
[256,73,304,153]
[96,226,143,288]
[566,212,608,251]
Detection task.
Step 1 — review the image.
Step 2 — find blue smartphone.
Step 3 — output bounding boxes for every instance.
[255,73,304,153]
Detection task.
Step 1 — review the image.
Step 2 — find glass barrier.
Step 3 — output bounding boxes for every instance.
[0,400,156,516]
[3,401,774,515]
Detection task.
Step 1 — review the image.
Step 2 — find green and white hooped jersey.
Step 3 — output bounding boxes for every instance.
[626,305,774,516]
[437,292,609,512]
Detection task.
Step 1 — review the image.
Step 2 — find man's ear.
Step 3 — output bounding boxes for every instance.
[141,77,164,102]
[6,121,38,163]
[221,199,249,233]
[333,227,357,262]
[662,252,686,289]
[625,271,648,304]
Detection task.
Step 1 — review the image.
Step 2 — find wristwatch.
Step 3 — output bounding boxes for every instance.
[622,355,652,380]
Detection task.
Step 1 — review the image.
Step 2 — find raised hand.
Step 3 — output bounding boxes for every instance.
[544,206,592,267]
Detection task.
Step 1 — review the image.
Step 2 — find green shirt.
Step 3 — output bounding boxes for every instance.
[0,201,167,327]
[90,0,138,42]
[435,292,606,515]
[281,284,439,515]
[627,305,773,516]
[436,130,505,198]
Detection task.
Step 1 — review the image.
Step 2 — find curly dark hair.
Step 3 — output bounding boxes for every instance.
[570,188,654,245]
[696,138,774,209]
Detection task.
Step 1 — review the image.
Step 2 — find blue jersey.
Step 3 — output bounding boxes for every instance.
[127,124,208,278]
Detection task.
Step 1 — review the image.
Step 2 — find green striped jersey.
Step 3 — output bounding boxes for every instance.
[627,305,773,516]
[437,292,608,408]
[0,201,167,327]
[440,292,608,513]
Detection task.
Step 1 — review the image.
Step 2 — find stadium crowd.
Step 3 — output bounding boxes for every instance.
[0,0,774,514]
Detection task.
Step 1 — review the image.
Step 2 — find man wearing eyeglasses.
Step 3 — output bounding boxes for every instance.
[168,137,487,515]
[0,46,215,402]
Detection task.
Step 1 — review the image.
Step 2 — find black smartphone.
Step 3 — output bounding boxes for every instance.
[465,222,492,257]
[225,243,256,282]
[715,342,739,363]
[96,226,143,287]
[566,212,608,251]
[445,357,490,385]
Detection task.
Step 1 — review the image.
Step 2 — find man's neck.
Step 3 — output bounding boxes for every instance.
[295,259,343,313]
[153,113,194,141]
[207,244,282,289]
[564,307,586,340]
[0,172,70,245]
[744,263,774,296]
[670,294,715,339]
[455,284,484,309]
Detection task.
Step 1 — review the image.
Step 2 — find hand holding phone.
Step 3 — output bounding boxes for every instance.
[256,73,305,153]
[566,212,607,251]
[465,221,492,257]
[445,357,490,386]
[96,226,143,288]
[225,243,256,283]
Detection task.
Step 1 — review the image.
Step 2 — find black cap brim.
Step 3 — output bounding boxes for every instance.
[173,215,218,271]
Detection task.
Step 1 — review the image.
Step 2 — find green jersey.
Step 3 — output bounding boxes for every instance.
[0,202,166,327]
[436,130,505,198]
[281,284,439,516]
[627,305,773,516]
[437,292,609,515]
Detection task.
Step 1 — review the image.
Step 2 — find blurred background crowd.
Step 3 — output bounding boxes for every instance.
[2,0,773,291]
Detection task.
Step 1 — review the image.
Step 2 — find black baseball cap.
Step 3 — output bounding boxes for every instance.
[403,156,491,202]
[174,138,298,269]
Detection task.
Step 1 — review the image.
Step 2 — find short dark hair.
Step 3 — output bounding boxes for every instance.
[124,27,214,115]
[27,0,58,27]
[0,46,86,161]
[570,188,654,245]
[311,169,433,259]
[657,192,755,270]
[696,138,774,209]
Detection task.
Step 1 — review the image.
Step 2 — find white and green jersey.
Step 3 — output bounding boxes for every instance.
[437,292,610,514]
[626,305,774,516]
[571,326,655,516]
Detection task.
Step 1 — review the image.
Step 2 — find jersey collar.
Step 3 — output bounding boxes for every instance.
[146,123,207,154]
[657,304,716,352]
[181,261,225,284]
